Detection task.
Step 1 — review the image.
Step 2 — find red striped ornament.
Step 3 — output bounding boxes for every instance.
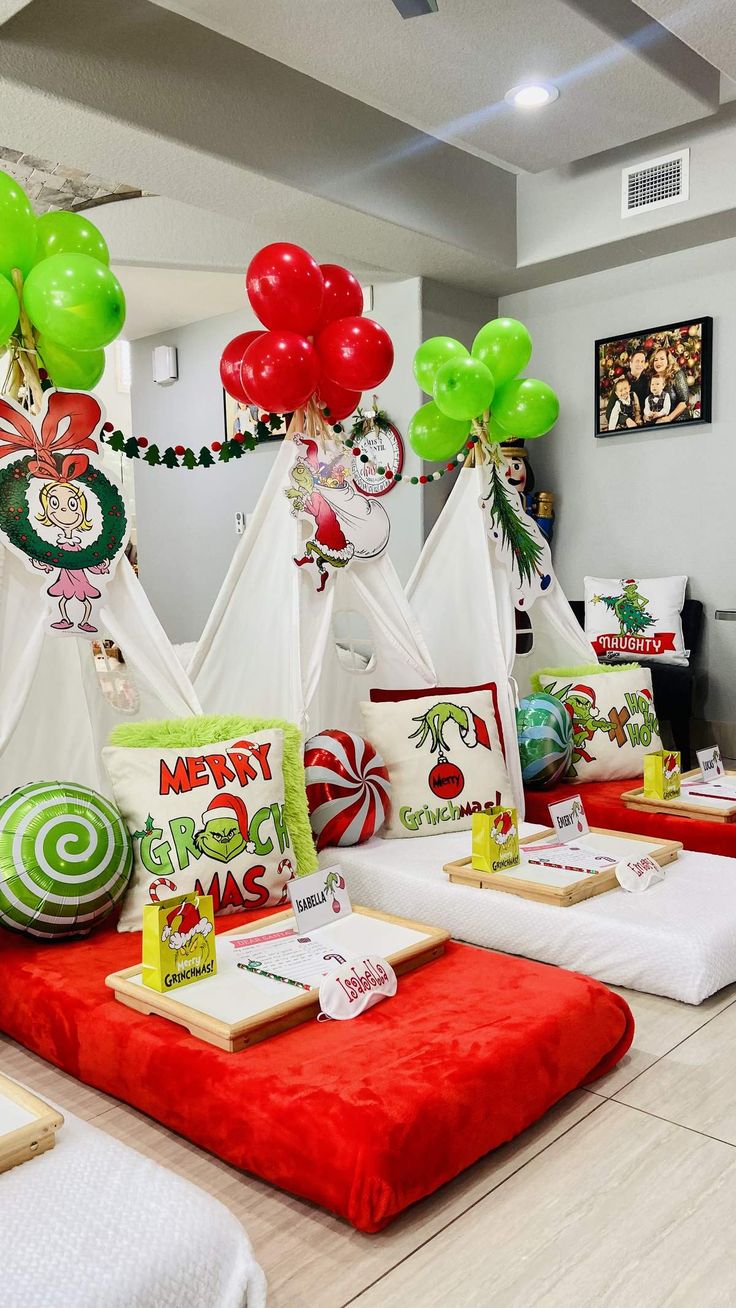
[304,730,391,850]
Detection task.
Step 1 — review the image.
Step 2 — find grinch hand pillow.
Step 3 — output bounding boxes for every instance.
[584,575,688,665]
[532,664,662,783]
[105,716,317,932]
[361,686,513,838]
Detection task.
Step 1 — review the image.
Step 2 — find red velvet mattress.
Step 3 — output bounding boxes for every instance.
[0,915,633,1231]
[525,779,736,857]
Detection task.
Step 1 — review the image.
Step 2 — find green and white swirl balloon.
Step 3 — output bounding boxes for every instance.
[0,782,132,939]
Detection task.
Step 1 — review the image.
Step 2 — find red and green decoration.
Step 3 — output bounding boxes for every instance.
[96,406,288,470]
[0,169,125,410]
[408,317,558,608]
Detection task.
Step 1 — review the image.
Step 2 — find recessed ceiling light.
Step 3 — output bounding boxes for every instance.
[505,83,559,109]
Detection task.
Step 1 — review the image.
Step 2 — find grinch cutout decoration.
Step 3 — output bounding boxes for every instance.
[480,447,554,611]
[0,390,128,637]
[286,433,390,592]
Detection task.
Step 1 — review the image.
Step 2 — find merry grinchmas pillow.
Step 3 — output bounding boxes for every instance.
[361,688,513,838]
[106,727,300,931]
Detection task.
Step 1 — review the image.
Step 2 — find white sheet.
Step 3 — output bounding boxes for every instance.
[321,825,736,1004]
[1,1095,266,1308]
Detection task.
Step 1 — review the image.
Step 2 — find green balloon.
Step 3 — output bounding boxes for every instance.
[35,210,110,266]
[0,273,19,346]
[472,317,532,387]
[24,253,126,350]
[485,412,510,443]
[37,334,105,390]
[0,781,132,940]
[433,356,495,422]
[408,401,470,462]
[492,378,560,439]
[413,336,468,394]
[0,169,36,281]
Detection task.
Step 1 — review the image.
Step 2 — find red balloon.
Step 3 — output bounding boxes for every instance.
[317,317,394,391]
[246,242,324,335]
[315,264,363,332]
[220,330,263,402]
[241,331,319,414]
[316,373,361,423]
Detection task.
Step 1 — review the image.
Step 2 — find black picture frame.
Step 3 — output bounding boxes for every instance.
[595,316,712,438]
[222,392,284,443]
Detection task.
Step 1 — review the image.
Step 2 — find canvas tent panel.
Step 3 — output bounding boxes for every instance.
[0,549,201,795]
[191,440,436,736]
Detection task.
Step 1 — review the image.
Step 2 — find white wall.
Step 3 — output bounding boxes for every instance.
[130,279,425,644]
[501,236,736,723]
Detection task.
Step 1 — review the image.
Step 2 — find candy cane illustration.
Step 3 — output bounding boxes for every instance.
[149,876,177,903]
[322,952,346,965]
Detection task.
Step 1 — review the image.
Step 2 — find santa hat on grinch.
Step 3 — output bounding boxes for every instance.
[201,793,256,853]
[293,436,320,473]
[640,687,653,704]
[161,899,213,948]
[458,707,492,750]
[493,810,516,845]
[569,684,599,715]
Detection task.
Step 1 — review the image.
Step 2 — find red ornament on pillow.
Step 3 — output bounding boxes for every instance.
[304,730,391,850]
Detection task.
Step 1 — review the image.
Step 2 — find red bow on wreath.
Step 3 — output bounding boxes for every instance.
[0,391,101,480]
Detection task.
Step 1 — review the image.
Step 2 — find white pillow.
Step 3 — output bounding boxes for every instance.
[584,575,687,665]
[361,689,513,838]
[535,665,662,783]
[105,729,297,931]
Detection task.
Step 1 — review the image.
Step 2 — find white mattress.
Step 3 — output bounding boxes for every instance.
[321,824,736,1005]
[1,1094,266,1308]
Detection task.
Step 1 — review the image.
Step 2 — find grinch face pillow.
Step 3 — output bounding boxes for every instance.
[584,575,687,665]
[106,728,300,931]
[533,664,662,783]
[361,687,513,838]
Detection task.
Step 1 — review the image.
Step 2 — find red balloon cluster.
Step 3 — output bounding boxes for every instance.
[218,244,394,419]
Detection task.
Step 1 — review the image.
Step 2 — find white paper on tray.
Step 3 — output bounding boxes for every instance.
[523,840,617,876]
[681,776,736,807]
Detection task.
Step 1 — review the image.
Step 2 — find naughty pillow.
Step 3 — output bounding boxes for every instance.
[361,687,513,838]
[105,715,317,932]
[532,664,662,783]
[584,575,687,665]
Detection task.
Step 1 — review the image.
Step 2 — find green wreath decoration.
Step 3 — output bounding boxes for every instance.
[0,457,128,570]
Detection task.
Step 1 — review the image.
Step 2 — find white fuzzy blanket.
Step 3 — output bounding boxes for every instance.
[1,1096,267,1308]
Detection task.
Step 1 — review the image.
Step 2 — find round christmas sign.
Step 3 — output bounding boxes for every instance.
[350,419,403,497]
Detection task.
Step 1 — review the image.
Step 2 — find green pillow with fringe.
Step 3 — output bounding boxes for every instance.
[531,663,662,783]
[104,715,317,932]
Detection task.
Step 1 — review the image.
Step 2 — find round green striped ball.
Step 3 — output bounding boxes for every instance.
[0,782,133,939]
[516,693,573,789]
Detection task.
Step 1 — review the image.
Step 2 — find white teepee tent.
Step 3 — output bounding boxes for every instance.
[407,456,595,814]
[0,547,201,794]
[191,439,436,734]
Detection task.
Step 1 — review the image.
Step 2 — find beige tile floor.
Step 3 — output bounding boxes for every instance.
[5,976,736,1308]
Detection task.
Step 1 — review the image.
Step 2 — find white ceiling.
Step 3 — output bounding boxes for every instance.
[113,265,246,339]
[636,0,736,81]
[151,0,719,172]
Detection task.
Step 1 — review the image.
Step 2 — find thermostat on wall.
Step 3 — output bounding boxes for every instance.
[152,345,178,386]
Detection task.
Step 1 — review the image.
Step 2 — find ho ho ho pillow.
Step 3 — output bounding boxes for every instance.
[532,664,662,783]
[584,575,688,665]
[104,715,317,932]
[362,683,513,838]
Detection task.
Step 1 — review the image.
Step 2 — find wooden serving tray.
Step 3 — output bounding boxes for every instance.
[0,1073,64,1175]
[622,769,736,823]
[444,827,682,907]
[106,905,449,1053]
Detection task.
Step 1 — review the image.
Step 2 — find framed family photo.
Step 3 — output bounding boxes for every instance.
[595,316,712,438]
[222,393,284,443]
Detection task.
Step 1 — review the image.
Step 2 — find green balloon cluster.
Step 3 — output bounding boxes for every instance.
[0,168,126,390]
[408,317,560,462]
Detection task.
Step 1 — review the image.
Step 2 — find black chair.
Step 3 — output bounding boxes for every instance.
[569,599,704,769]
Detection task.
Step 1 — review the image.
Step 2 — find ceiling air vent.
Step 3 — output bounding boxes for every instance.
[621,149,689,219]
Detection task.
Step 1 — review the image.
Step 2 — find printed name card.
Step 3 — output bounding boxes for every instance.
[548,795,589,843]
[616,854,665,894]
[288,865,352,933]
[697,746,724,781]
